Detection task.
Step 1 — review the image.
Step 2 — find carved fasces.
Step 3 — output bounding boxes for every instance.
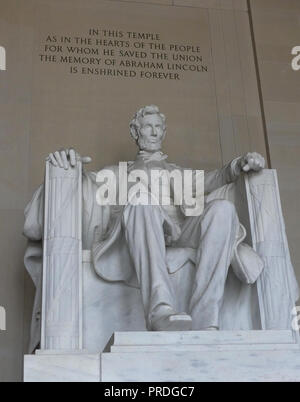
[41,161,82,350]
[245,170,296,330]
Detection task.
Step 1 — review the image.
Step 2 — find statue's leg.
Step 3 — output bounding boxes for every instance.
[122,203,191,330]
[175,199,239,330]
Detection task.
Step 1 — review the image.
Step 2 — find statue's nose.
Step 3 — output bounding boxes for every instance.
[151,127,158,137]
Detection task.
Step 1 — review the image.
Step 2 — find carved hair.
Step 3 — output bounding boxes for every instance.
[129,105,166,142]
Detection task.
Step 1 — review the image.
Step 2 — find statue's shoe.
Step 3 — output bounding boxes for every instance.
[151,313,192,331]
[202,326,219,331]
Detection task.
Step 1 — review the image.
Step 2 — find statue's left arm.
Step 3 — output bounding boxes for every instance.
[204,152,265,194]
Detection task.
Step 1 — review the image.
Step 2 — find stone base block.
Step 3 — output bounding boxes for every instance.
[24,330,300,382]
[102,349,300,382]
[24,353,101,382]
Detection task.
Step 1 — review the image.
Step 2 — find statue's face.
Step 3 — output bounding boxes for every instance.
[137,114,165,152]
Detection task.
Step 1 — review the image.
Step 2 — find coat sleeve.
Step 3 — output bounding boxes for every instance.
[23,184,44,352]
[23,184,44,288]
[204,158,241,194]
[23,184,44,242]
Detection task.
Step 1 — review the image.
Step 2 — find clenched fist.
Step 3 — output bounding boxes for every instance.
[238,152,265,173]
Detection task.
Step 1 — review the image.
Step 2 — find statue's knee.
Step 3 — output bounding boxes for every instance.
[124,203,160,220]
[207,199,236,217]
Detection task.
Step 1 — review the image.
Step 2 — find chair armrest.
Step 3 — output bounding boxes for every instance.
[244,169,298,330]
[41,160,83,350]
[208,169,298,330]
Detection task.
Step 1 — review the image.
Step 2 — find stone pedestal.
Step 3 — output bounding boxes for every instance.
[24,352,100,382]
[24,330,300,382]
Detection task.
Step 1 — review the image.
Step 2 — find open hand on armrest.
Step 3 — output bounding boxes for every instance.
[46,148,92,169]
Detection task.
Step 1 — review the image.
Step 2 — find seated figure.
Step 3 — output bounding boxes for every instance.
[24,105,299,352]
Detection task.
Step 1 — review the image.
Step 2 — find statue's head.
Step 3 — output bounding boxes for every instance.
[130,105,166,152]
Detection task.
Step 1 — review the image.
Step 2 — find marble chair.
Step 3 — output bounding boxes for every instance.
[25,161,299,354]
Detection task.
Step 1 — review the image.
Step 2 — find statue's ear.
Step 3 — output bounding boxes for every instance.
[130,125,139,142]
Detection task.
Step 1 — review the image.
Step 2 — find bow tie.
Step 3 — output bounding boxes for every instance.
[136,151,168,163]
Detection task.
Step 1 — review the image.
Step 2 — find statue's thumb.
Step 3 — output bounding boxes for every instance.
[81,156,92,164]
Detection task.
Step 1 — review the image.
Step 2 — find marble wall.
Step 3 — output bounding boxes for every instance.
[0,0,298,381]
[249,0,300,297]
[0,0,35,382]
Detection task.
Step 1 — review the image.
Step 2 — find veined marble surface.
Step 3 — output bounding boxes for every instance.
[101,349,300,382]
[24,353,100,382]
[24,330,300,382]
[109,329,295,346]
[103,329,300,382]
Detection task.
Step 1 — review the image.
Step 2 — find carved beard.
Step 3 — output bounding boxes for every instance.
[137,136,163,152]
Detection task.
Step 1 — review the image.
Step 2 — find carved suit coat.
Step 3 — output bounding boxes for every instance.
[90,152,261,287]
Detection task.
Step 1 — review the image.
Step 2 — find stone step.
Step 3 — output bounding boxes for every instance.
[109,330,297,349]
[24,331,300,382]
[110,343,299,353]
[101,349,300,382]
[24,353,101,382]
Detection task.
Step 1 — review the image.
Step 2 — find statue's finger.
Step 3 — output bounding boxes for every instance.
[242,163,250,172]
[61,150,69,170]
[244,159,252,170]
[59,147,69,157]
[254,153,263,166]
[54,151,64,168]
[69,149,76,167]
[49,153,58,166]
[81,156,92,164]
[247,157,254,167]
[256,157,263,168]
[252,159,260,168]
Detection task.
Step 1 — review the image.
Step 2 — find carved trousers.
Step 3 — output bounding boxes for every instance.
[122,199,239,330]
